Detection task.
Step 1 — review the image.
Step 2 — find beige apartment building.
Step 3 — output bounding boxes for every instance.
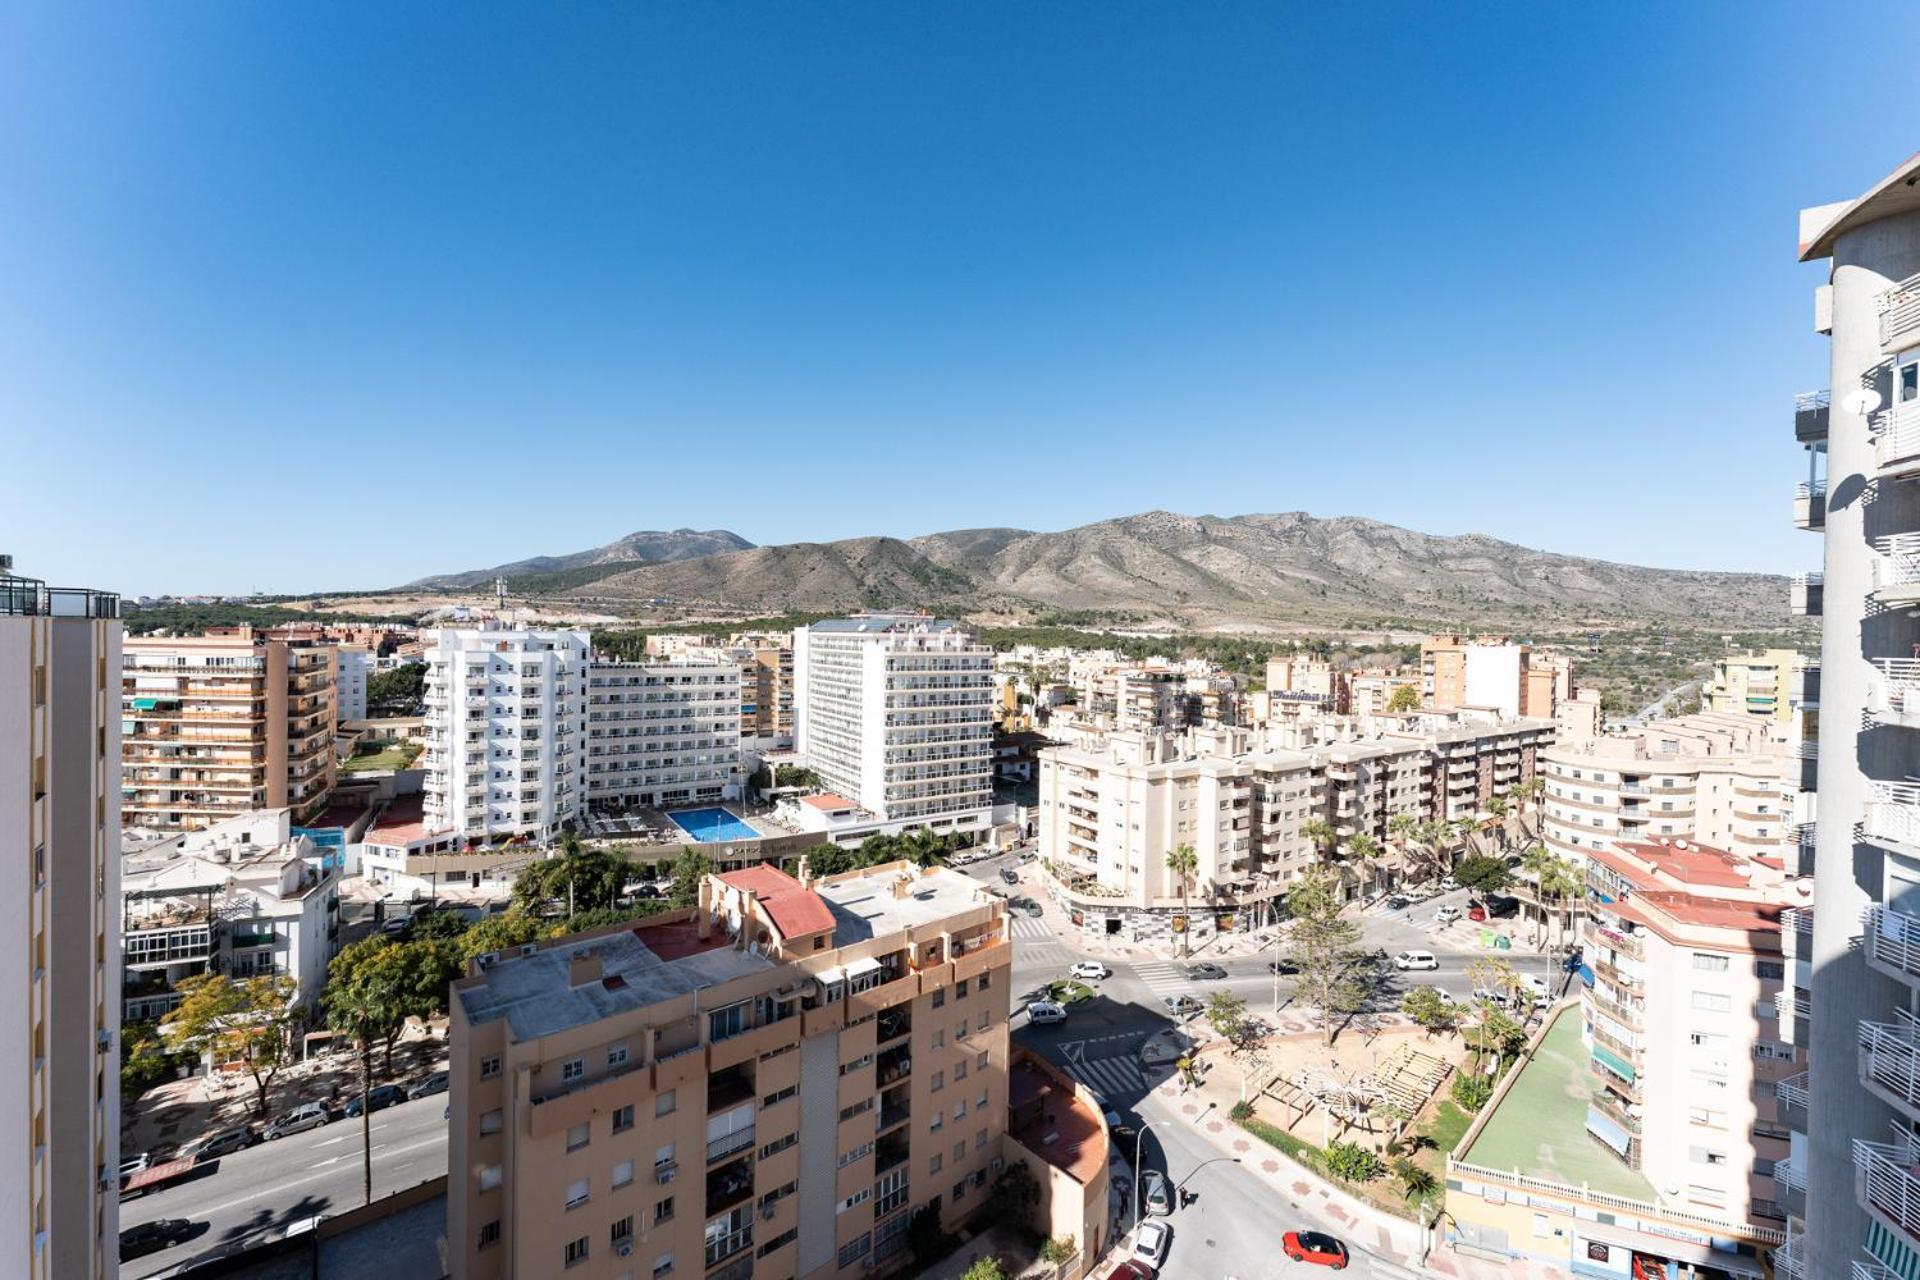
[1580,838,1803,1228]
[738,641,794,744]
[1,567,123,1280]
[1420,634,1571,719]
[122,629,337,830]
[1345,668,1420,717]
[449,861,1041,1280]
[1702,649,1805,726]
[1539,713,1800,866]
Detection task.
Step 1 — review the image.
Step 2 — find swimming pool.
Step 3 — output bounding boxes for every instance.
[668,807,762,843]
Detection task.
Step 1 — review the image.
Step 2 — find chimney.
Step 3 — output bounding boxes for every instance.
[568,949,603,989]
[796,854,813,889]
[891,873,915,900]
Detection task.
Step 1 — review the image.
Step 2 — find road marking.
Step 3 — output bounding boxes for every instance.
[164,1134,447,1217]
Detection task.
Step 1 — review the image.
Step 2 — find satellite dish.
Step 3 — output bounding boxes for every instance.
[1843,388,1884,417]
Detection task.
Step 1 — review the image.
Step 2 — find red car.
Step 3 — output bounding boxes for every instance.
[1105,1262,1154,1280]
[1283,1230,1350,1268]
[1467,901,1488,922]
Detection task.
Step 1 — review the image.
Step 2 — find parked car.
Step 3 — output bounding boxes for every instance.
[1141,1168,1173,1216]
[1416,984,1456,1007]
[1268,958,1299,975]
[1026,1000,1068,1025]
[1000,867,1021,885]
[1009,897,1044,918]
[1467,901,1488,922]
[1385,894,1412,910]
[119,1218,198,1259]
[1434,905,1462,925]
[1440,876,1461,891]
[1562,948,1586,973]
[1018,850,1038,864]
[1186,963,1227,981]
[1132,1219,1172,1270]
[1518,974,1551,1000]
[1282,1229,1350,1268]
[407,1071,450,1100]
[1071,961,1111,981]
[1104,1263,1154,1280]
[118,1153,152,1185]
[1393,950,1439,971]
[378,916,413,938]
[181,1127,257,1161]
[1470,985,1507,1005]
[1485,894,1520,919]
[1162,995,1205,1020]
[264,1102,332,1139]
[344,1084,404,1117]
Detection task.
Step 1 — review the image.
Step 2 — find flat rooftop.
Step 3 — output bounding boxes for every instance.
[815,865,992,944]
[1462,1006,1655,1201]
[457,920,774,1043]
[1008,1057,1106,1183]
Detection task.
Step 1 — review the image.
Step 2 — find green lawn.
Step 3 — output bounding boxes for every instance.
[340,741,422,774]
[1461,1007,1654,1200]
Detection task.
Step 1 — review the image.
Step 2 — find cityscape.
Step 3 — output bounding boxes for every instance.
[6,7,1919,1280]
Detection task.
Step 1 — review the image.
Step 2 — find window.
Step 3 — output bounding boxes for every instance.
[929,1153,943,1174]
[838,1142,874,1169]
[479,1164,502,1191]
[1692,953,1730,973]
[1688,1031,1727,1049]
[653,1255,674,1279]
[656,1089,677,1117]
[565,1236,590,1268]
[1688,1146,1727,1166]
[1688,1107,1727,1129]
[481,1055,501,1080]
[759,1133,797,1158]
[976,1090,988,1110]
[609,1043,630,1067]
[840,1054,873,1075]
[840,1099,874,1121]
[613,1160,635,1189]
[478,1220,500,1250]
[567,1122,590,1152]
[979,972,992,990]
[614,1104,635,1134]
[953,1179,967,1202]
[838,1234,872,1267]
[566,1177,591,1209]
[1690,991,1731,1014]
[612,1215,634,1245]
[931,1030,945,1049]
[954,1100,967,1121]
[955,1020,967,1039]
[953,1141,965,1162]
[762,1085,797,1109]
[932,989,946,1009]
[930,1071,944,1093]
[562,1058,585,1082]
[1756,960,1785,980]
[955,1060,968,1082]
[838,1187,872,1213]
[957,979,970,999]
[709,1002,748,1042]
[976,1051,989,1071]
[976,1012,988,1032]
[758,1227,798,1257]
[929,1112,943,1134]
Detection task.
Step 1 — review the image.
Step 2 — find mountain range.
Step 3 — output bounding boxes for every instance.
[402,511,1788,628]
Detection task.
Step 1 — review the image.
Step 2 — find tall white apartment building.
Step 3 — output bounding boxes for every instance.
[421,628,588,845]
[585,657,744,810]
[1539,713,1799,867]
[335,645,371,722]
[1,566,123,1280]
[792,614,993,834]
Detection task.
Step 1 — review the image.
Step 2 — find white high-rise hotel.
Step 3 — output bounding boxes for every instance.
[421,628,588,844]
[793,614,994,834]
[585,655,743,810]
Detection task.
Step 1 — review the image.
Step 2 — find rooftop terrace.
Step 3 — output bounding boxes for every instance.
[1461,1006,1655,1202]
[815,864,994,944]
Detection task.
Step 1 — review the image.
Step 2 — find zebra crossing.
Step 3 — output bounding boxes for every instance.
[1009,916,1072,969]
[1131,961,1191,1002]
[1058,1038,1151,1100]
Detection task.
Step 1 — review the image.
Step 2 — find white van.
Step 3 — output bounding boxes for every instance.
[1393,950,1440,971]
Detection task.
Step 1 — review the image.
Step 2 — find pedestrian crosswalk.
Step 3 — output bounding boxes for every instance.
[1009,916,1072,969]
[1058,1040,1150,1100]
[1131,961,1190,1002]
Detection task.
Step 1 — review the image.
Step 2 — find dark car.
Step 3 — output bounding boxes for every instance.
[344,1084,404,1117]
[181,1126,256,1161]
[1000,867,1020,886]
[1268,958,1299,975]
[119,1218,197,1259]
[1008,897,1044,918]
[1186,963,1227,981]
[1283,1229,1350,1268]
[1562,948,1586,973]
[1486,894,1520,919]
[1385,894,1411,910]
[407,1071,450,1100]
[1104,1263,1154,1280]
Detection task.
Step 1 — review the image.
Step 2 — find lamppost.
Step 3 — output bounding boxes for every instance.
[1131,1120,1166,1232]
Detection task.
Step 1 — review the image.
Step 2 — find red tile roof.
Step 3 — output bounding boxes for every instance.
[800,793,857,812]
[1601,840,1751,889]
[717,865,835,939]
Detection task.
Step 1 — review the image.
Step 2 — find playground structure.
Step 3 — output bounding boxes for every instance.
[1256,1041,1453,1143]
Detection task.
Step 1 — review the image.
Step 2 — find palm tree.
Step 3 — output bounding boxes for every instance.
[1539,854,1585,952]
[1301,819,1336,861]
[1166,843,1198,958]
[1486,793,1510,820]
[1348,833,1383,897]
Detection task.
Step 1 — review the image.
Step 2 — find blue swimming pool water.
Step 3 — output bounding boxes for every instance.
[668,807,761,843]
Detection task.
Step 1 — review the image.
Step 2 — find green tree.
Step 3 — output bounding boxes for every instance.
[669,848,714,908]
[558,900,669,934]
[1324,1139,1382,1182]
[989,1159,1040,1228]
[1453,854,1511,894]
[161,973,302,1120]
[1284,866,1366,1044]
[1486,793,1510,820]
[1386,683,1421,712]
[1347,832,1383,896]
[456,910,548,963]
[1166,842,1198,958]
[366,662,427,715]
[961,1261,1007,1280]
[1393,1156,1439,1201]
[1451,1073,1494,1113]
[121,1019,189,1101]
[1205,990,1251,1048]
[1400,986,1457,1037]
[1300,818,1336,861]
[773,764,822,790]
[410,910,472,942]
[513,844,629,917]
[325,938,459,1077]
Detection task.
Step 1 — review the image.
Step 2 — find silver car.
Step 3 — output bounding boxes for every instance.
[264,1102,331,1139]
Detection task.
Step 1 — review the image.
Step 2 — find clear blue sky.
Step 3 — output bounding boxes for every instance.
[5,3,1919,597]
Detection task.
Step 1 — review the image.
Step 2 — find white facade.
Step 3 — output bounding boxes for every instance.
[793,614,993,833]
[335,645,370,722]
[585,657,743,810]
[421,628,588,845]
[1462,644,1525,719]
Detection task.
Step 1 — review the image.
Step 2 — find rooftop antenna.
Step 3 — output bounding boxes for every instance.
[494,575,511,626]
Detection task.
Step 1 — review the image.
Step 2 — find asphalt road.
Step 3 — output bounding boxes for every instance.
[118,1094,449,1278]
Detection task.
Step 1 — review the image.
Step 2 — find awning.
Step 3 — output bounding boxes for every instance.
[1578,964,1595,986]
[1575,1225,1767,1279]
[1584,1106,1631,1156]
[1592,1045,1636,1083]
[844,957,884,980]
[814,966,846,987]
[131,697,165,710]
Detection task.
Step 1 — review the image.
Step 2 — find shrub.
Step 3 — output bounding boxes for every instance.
[1324,1139,1383,1183]
[1452,1073,1494,1113]
[1229,1100,1254,1122]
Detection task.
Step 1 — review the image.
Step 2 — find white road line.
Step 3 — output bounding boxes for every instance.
[174,1134,447,1217]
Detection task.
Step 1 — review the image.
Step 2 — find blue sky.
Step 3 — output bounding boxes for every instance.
[5,3,1918,597]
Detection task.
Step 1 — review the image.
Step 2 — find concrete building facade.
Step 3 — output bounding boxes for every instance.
[586,658,744,812]
[1,568,123,1280]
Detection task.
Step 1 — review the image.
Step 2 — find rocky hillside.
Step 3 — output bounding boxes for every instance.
[407,528,754,590]
[531,510,1785,629]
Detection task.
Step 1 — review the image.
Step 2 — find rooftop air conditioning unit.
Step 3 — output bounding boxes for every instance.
[475,952,498,971]
[616,1241,634,1257]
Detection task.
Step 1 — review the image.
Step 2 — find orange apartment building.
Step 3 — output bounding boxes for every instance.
[121,629,337,830]
[1421,634,1573,719]
[447,860,1102,1280]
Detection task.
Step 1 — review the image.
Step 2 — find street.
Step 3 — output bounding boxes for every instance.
[118,1094,449,1278]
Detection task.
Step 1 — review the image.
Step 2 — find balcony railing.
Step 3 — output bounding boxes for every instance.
[1775,1071,1810,1111]
[1796,389,1830,443]
[1855,1123,1920,1241]
[1867,785,1920,851]
[1794,480,1828,530]
[1877,399,1920,477]
[706,1127,754,1165]
[1879,269,1920,349]
[1775,1156,1807,1193]
[1875,534,1920,600]
[1854,1261,1903,1280]
[1781,907,1813,961]
[1862,1014,1920,1114]
[1877,659,1920,728]
[1791,573,1824,617]
[1775,1221,1807,1280]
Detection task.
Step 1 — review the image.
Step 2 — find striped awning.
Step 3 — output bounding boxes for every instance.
[1867,1220,1920,1280]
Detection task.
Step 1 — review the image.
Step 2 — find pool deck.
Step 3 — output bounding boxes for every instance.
[666,807,765,843]
[1461,1006,1655,1201]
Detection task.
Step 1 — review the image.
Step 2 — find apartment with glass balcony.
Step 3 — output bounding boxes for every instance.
[792,615,993,836]
[1793,151,1920,1280]
[1577,839,1803,1238]
[0,567,123,1280]
[1703,650,1808,726]
[421,628,588,846]
[446,861,1015,1280]
[586,658,744,812]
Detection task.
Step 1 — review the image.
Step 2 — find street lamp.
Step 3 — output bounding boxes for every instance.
[1131,1120,1166,1232]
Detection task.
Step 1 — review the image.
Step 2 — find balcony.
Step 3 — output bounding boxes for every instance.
[1796,389,1830,443]
[1862,1014,1920,1119]
[1868,785,1920,855]
[1791,573,1823,617]
[1877,399,1920,480]
[1775,1220,1807,1280]
[1775,985,1811,1045]
[706,1156,754,1217]
[706,1126,754,1165]
[1876,659,1920,730]
[1775,1070,1810,1127]
[1876,534,1920,605]
[1854,1263,1902,1280]
[707,1065,756,1115]
[1856,1123,1920,1244]
[1794,479,1828,531]
[1879,269,1920,350]
[1781,907,1812,961]
[876,1044,912,1088]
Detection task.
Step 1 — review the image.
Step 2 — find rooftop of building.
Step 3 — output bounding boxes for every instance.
[813,863,993,945]
[1461,1006,1655,1201]
[1591,839,1797,934]
[806,612,971,635]
[800,792,859,812]
[716,865,836,938]
[456,916,773,1042]
[1008,1053,1107,1184]
[1800,150,1920,260]
[366,794,435,845]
